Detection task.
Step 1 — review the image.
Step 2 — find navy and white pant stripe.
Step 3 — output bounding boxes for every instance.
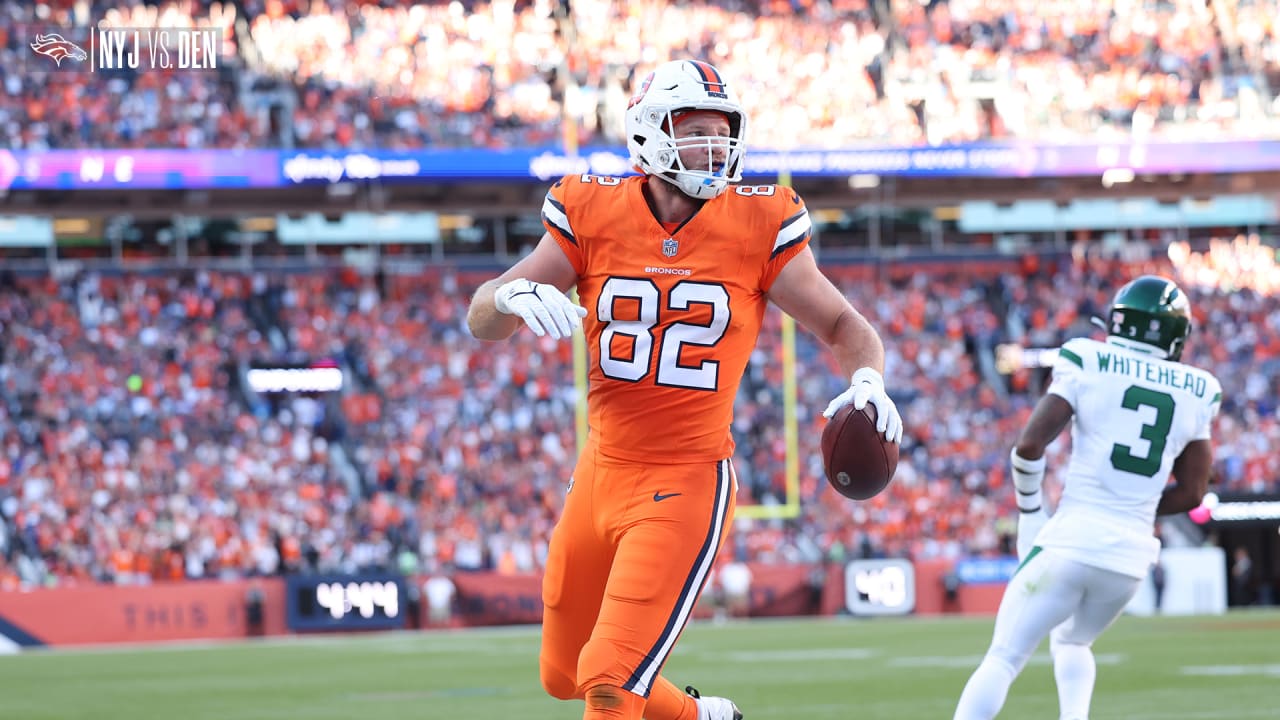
[623,458,734,697]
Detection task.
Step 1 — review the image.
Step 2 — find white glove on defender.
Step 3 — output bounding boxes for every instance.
[493,278,586,340]
[822,367,904,444]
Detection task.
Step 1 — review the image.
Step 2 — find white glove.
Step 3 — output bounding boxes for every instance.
[1017,506,1049,561]
[822,367,903,444]
[493,278,587,340]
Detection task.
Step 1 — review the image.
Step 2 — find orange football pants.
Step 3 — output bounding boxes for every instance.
[539,438,737,709]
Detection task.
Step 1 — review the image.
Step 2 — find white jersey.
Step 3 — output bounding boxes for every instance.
[1035,337,1221,578]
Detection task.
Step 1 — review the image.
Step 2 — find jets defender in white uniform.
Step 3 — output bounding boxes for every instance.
[955,275,1220,720]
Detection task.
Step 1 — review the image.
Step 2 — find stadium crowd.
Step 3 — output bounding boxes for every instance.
[2,0,1279,150]
[1,248,1277,589]
[1,0,1277,591]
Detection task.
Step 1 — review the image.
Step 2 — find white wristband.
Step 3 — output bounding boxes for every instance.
[1010,449,1046,513]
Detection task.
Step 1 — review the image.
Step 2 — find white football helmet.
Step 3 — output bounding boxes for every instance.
[625,60,747,200]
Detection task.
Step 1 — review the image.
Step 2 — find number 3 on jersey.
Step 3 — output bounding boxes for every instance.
[596,277,730,391]
[1110,386,1176,477]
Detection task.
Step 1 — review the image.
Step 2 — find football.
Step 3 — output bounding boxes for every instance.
[821,403,899,500]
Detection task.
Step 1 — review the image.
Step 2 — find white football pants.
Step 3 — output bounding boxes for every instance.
[954,549,1142,720]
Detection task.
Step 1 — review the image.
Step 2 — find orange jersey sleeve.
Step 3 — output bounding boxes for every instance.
[549,175,812,464]
[758,185,812,291]
[541,175,594,276]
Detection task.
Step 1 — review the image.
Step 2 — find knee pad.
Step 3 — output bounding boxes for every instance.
[540,657,580,700]
[987,647,1030,675]
[584,684,646,719]
[577,636,632,692]
[585,685,626,710]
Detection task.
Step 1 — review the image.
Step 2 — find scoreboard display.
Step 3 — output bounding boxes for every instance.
[844,559,916,616]
[285,574,406,631]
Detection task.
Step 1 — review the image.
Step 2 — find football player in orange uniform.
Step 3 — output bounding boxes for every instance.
[467,59,903,720]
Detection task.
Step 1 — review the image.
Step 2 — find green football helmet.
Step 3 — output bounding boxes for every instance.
[1104,275,1192,361]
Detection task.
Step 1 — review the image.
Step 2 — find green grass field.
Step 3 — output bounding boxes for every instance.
[2,611,1277,719]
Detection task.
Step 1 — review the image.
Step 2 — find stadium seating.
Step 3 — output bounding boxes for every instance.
[3,0,1277,150]
[1,250,1276,588]
[1,0,1276,591]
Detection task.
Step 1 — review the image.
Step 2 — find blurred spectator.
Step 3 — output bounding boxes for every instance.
[424,569,457,627]
[1230,546,1254,605]
[718,557,753,620]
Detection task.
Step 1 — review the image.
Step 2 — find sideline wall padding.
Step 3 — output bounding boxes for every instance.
[0,578,286,647]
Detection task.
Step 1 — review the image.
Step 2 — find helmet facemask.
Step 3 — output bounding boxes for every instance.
[625,61,748,200]
[643,109,744,200]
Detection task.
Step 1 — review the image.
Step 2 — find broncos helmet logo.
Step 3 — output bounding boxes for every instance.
[30,33,88,66]
[627,71,655,110]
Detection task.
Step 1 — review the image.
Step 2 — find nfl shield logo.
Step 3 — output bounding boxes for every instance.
[662,238,679,257]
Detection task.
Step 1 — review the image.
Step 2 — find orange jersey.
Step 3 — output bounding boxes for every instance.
[541,174,812,463]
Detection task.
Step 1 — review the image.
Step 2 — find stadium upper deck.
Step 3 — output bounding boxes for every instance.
[2,0,1278,151]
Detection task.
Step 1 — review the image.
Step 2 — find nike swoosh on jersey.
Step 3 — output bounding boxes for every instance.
[653,491,682,502]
